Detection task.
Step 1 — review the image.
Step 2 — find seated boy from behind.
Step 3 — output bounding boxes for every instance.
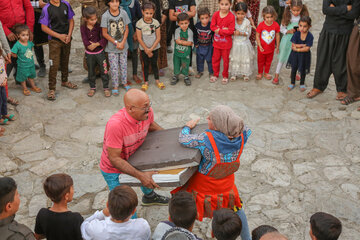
[81,185,151,240]
[212,208,242,240]
[152,191,201,240]
[310,212,342,240]
[0,177,35,240]
[34,173,83,240]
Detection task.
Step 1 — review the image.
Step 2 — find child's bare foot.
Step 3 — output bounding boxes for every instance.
[256,74,263,80]
[264,73,272,80]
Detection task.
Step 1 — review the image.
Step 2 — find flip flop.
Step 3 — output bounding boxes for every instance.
[124,85,131,92]
[3,114,15,121]
[288,84,295,91]
[299,85,306,92]
[307,88,323,99]
[141,84,149,91]
[104,89,111,97]
[23,89,31,96]
[341,96,360,105]
[0,119,8,125]
[112,89,119,96]
[156,82,165,90]
[221,78,229,85]
[336,92,347,101]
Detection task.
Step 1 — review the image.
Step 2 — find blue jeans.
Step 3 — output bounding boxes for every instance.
[236,207,252,240]
[100,170,154,219]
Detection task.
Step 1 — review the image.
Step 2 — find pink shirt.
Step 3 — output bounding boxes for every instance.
[100,108,154,173]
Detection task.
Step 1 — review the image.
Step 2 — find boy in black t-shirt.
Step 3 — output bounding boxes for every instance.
[34,174,83,240]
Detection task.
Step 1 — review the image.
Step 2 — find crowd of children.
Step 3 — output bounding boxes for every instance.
[0,175,344,240]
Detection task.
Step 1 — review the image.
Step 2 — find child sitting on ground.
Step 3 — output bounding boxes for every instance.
[152,191,201,240]
[171,13,194,86]
[212,208,242,240]
[34,174,83,240]
[40,0,77,101]
[81,185,151,240]
[0,177,35,239]
[136,1,165,91]
[11,25,42,96]
[309,212,342,240]
[81,6,110,97]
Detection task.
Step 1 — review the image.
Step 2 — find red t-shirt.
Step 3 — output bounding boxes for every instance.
[210,11,235,49]
[256,21,280,54]
[100,108,154,173]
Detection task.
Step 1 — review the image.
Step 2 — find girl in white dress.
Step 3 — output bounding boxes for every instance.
[229,2,255,81]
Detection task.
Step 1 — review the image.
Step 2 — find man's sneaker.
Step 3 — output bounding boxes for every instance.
[167,46,173,53]
[142,192,170,206]
[171,75,179,85]
[38,67,46,77]
[184,76,191,86]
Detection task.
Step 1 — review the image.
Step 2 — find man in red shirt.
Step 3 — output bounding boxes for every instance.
[100,89,169,206]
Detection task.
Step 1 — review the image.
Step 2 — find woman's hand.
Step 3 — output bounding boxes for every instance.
[186,118,200,129]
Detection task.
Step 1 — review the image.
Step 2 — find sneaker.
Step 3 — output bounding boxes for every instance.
[142,192,170,206]
[171,75,179,85]
[35,64,40,70]
[184,76,191,86]
[167,46,173,53]
[38,67,46,77]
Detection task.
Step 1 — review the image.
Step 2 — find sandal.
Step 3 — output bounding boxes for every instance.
[112,89,119,96]
[299,85,306,92]
[195,72,203,79]
[307,88,323,99]
[0,119,8,125]
[341,96,360,105]
[104,89,111,97]
[272,77,279,85]
[87,89,96,97]
[230,76,236,82]
[61,81,78,89]
[133,75,143,84]
[141,84,149,91]
[264,73,272,80]
[221,78,228,85]
[244,76,250,82]
[23,89,31,96]
[256,74,263,80]
[3,114,15,121]
[288,84,295,91]
[30,86,42,93]
[336,92,347,101]
[47,90,56,100]
[7,97,19,106]
[0,126,5,132]
[210,76,217,83]
[124,85,131,91]
[156,82,165,90]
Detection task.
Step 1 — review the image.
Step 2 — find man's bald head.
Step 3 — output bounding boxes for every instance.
[260,232,288,240]
[124,89,149,107]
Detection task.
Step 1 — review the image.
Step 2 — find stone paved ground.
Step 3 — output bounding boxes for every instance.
[1,0,360,239]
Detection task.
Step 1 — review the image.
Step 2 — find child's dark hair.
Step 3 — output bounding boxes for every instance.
[282,0,309,26]
[0,177,17,214]
[251,225,278,240]
[219,0,232,4]
[14,24,30,36]
[177,12,190,23]
[83,6,97,19]
[233,2,247,13]
[310,212,342,240]
[43,173,73,203]
[105,0,121,7]
[262,5,277,20]
[198,7,211,18]
[212,208,242,240]
[169,191,197,230]
[108,185,138,221]
[141,1,156,11]
[299,15,312,27]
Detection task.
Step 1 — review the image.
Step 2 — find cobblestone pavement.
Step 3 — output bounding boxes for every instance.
[1,0,359,239]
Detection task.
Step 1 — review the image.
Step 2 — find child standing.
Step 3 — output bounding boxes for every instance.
[256,6,280,80]
[11,25,42,96]
[194,7,213,79]
[136,1,165,91]
[229,2,254,82]
[101,0,131,96]
[273,0,308,85]
[286,16,313,91]
[210,0,235,84]
[171,13,193,86]
[40,0,77,101]
[309,212,342,240]
[81,185,151,240]
[0,46,14,128]
[34,174,84,240]
[81,6,110,97]
[232,0,256,30]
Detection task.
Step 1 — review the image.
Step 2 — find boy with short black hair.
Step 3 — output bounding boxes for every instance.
[152,191,201,240]
[310,212,342,240]
[81,185,151,240]
[194,7,213,79]
[34,173,83,240]
[39,0,77,101]
[212,208,242,240]
[171,13,193,86]
[0,177,35,240]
